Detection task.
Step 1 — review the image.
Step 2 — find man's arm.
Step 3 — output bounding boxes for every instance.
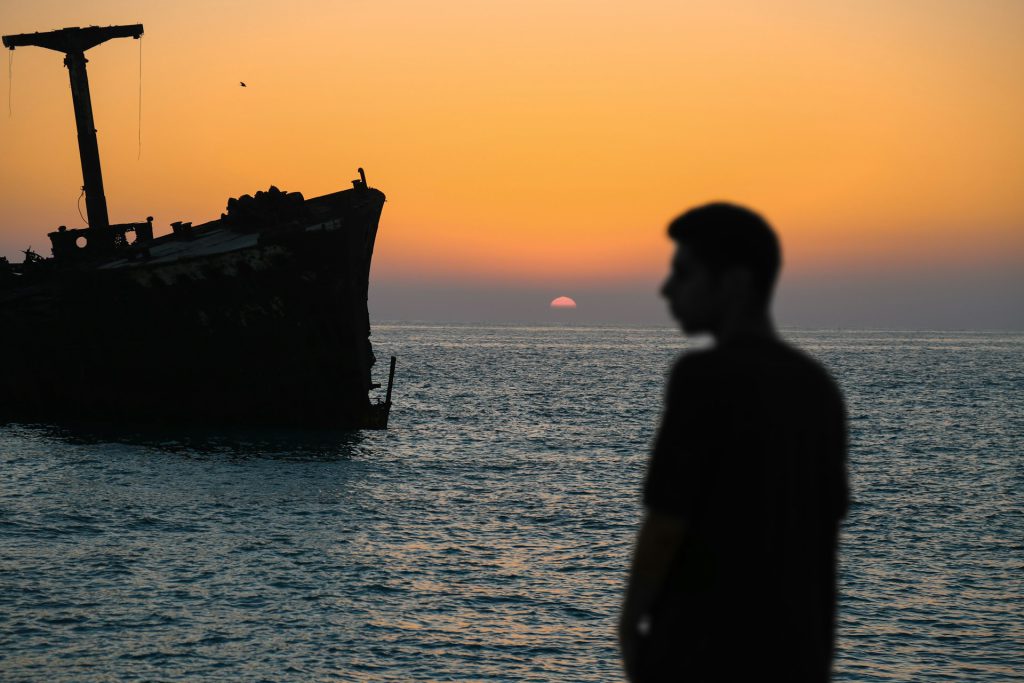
[619,509,687,682]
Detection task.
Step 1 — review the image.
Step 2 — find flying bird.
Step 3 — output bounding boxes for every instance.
[240,81,247,87]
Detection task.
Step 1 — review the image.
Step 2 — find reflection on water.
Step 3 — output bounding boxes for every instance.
[1,326,1021,681]
[14,421,367,461]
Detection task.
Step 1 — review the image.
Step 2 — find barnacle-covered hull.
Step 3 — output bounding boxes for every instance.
[0,183,391,429]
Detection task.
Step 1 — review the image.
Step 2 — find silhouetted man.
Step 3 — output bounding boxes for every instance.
[620,204,848,682]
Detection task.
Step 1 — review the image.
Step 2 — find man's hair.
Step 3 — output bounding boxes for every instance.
[668,202,781,304]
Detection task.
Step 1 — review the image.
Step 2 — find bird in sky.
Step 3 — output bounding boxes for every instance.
[240,81,247,87]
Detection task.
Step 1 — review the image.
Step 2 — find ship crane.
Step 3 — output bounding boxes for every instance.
[3,24,144,251]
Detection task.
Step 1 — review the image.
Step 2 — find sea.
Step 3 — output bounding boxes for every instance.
[1,324,1021,682]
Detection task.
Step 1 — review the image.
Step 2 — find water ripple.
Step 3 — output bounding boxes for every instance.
[0,326,1021,681]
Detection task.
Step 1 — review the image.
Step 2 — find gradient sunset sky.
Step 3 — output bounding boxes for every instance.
[1,1,1021,327]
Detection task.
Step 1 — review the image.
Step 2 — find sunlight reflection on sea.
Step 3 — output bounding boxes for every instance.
[0,325,1021,681]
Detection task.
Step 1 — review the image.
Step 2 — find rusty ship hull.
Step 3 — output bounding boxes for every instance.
[0,184,392,429]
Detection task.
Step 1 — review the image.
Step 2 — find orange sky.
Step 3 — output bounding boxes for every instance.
[1,1,1022,293]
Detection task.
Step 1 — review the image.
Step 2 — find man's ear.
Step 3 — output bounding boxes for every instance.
[720,267,754,301]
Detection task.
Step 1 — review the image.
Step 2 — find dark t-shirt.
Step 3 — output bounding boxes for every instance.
[642,337,848,681]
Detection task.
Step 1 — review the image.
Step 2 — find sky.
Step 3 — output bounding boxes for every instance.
[1,0,1021,328]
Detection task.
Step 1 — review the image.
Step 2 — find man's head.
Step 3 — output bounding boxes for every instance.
[661,203,781,335]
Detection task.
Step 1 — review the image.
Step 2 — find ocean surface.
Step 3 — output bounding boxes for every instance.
[1,324,1021,682]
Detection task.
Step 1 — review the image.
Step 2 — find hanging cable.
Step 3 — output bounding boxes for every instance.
[7,49,13,117]
[137,34,143,160]
[77,187,88,226]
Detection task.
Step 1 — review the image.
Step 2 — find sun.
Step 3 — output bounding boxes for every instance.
[550,296,577,309]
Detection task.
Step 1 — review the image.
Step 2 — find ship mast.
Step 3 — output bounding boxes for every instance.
[3,25,144,231]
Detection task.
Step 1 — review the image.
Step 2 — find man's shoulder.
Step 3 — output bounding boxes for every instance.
[667,347,722,392]
[673,338,842,399]
[772,341,842,395]
[767,339,835,376]
[671,347,715,373]
[673,338,810,372]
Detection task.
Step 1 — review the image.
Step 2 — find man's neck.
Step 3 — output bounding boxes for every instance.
[712,309,777,346]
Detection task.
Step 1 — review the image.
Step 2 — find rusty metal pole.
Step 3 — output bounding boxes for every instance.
[385,355,397,405]
[64,50,109,229]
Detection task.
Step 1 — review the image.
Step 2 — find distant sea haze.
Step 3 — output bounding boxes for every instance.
[1,325,1021,681]
[368,267,1024,329]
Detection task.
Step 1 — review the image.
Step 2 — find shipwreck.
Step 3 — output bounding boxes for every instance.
[0,24,395,429]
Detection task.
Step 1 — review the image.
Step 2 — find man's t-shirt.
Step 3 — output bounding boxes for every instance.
[642,337,848,681]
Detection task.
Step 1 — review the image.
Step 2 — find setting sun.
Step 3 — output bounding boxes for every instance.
[550,296,577,309]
